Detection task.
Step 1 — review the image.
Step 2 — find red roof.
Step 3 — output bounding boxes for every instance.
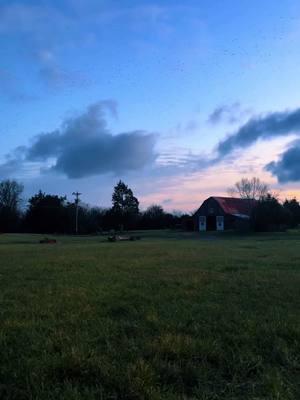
[212,197,257,217]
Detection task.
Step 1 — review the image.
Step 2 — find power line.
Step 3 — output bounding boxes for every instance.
[72,192,82,234]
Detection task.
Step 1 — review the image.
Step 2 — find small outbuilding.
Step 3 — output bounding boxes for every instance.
[193,196,257,231]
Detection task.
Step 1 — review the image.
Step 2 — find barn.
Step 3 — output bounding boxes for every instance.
[193,197,257,231]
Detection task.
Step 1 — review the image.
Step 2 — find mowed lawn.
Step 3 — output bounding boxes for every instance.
[0,232,299,400]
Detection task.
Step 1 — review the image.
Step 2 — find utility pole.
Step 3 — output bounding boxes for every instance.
[72,192,82,234]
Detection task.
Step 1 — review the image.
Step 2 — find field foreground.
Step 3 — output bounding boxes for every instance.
[0,231,299,399]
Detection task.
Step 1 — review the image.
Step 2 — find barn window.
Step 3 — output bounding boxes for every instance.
[209,207,214,214]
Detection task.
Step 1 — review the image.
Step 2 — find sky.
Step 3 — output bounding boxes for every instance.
[1,0,300,212]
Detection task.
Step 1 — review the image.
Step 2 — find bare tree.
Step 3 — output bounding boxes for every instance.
[0,180,24,211]
[0,180,24,232]
[228,177,269,200]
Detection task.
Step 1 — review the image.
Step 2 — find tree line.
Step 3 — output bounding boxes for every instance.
[0,179,189,234]
[0,177,299,234]
[228,177,300,231]
[249,195,300,232]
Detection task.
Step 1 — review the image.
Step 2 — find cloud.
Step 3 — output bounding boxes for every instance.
[266,140,300,183]
[134,106,300,182]
[35,49,91,89]
[0,158,22,178]
[185,120,198,132]
[0,146,34,179]
[210,107,300,184]
[38,63,88,89]
[1,101,157,179]
[208,102,251,125]
[216,108,300,158]
[0,3,87,91]
[173,120,198,136]
[0,3,70,35]
[162,198,173,205]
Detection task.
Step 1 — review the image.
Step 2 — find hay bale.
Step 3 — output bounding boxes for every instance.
[39,238,57,244]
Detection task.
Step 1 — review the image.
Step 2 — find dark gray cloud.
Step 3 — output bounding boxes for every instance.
[266,140,300,183]
[216,108,300,158]
[1,101,157,179]
[51,130,156,178]
[208,102,251,125]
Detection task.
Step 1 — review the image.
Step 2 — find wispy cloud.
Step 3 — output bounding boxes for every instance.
[0,2,207,96]
[0,3,89,92]
[161,106,300,182]
[0,3,71,35]
[35,49,91,89]
[172,120,199,136]
[208,102,252,125]
[216,108,300,158]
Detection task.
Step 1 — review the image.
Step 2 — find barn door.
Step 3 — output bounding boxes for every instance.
[216,216,224,231]
[199,216,206,231]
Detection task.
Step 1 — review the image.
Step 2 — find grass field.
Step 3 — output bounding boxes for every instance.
[0,231,299,399]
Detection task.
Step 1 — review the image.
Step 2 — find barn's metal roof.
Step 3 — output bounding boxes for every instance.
[213,197,257,217]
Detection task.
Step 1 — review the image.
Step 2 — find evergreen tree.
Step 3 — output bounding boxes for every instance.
[111,181,139,230]
[283,198,300,228]
[25,191,68,233]
[251,194,290,231]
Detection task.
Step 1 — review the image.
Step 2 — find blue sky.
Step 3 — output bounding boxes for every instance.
[1,0,300,211]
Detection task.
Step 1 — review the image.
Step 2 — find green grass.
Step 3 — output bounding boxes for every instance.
[0,231,299,399]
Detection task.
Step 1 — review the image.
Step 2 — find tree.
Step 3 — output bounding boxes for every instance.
[283,198,300,228]
[228,177,269,200]
[68,205,104,234]
[25,191,68,233]
[111,181,139,230]
[0,179,23,232]
[139,205,186,230]
[251,194,290,232]
[144,204,164,219]
[141,204,165,229]
[0,180,23,209]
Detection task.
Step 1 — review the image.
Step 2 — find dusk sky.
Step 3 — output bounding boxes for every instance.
[1,0,300,211]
